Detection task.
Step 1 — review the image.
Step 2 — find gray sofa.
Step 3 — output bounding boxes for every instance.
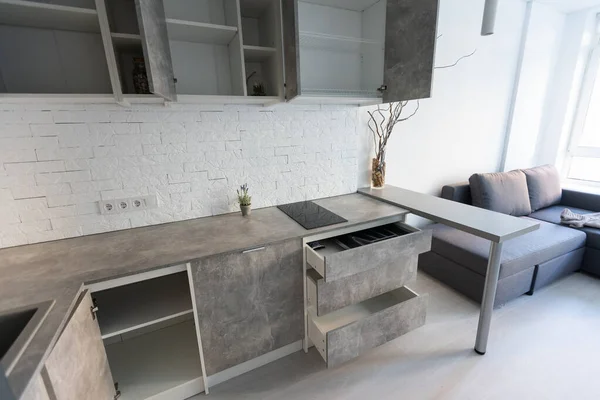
[419,166,600,307]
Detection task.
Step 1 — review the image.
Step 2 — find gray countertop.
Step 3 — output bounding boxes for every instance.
[359,185,540,242]
[0,193,407,398]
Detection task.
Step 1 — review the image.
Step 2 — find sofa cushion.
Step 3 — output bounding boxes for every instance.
[428,217,587,279]
[441,182,472,204]
[469,170,532,216]
[529,205,600,249]
[561,189,600,212]
[522,165,562,211]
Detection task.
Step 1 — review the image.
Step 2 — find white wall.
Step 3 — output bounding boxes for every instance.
[0,103,359,248]
[360,0,527,195]
[502,2,566,171]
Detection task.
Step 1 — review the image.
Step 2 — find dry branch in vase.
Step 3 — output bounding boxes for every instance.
[368,101,420,188]
[367,39,476,189]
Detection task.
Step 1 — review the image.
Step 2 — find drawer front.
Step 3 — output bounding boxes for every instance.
[307,255,418,316]
[326,289,427,368]
[306,222,431,283]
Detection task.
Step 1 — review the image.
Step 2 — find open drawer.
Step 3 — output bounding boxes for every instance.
[307,286,427,368]
[306,222,431,282]
[307,253,418,316]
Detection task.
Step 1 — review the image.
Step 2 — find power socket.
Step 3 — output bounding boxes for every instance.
[99,195,158,215]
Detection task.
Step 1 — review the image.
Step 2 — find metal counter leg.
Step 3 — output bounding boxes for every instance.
[474,241,504,355]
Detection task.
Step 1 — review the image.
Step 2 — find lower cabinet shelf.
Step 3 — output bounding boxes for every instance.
[93,271,193,339]
[307,286,427,368]
[105,320,204,400]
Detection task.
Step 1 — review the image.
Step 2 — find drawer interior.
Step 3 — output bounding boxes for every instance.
[309,286,419,335]
[307,223,413,254]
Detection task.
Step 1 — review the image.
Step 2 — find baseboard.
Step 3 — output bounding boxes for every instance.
[147,378,204,400]
[206,340,303,389]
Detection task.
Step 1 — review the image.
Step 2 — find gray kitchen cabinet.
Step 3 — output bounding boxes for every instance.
[97,0,177,101]
[44,291,117,400]
[189,238,304,376]
[134,0,177,101]
[0,0,113,95]
[0,0,435,105]
[99,0,284,102]
[19,373,50,400]
[303,220,430,367]
[282,0,439,105]
[89,267,205,400]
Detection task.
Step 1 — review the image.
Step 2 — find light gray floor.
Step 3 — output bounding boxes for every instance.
[189,272,600,400]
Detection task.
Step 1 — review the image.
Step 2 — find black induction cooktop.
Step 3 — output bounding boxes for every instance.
[277,201,347,230]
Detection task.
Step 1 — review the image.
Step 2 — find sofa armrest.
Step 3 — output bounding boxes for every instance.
[441,182,472,205]
[561,189,600,212]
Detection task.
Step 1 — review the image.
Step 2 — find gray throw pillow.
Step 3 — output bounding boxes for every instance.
[469,170,532,216]
[522,165,562,212]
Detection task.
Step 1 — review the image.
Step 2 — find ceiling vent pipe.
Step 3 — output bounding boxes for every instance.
[481,0,499,36]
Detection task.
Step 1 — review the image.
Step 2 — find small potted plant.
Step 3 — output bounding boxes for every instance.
[237,183,252,217]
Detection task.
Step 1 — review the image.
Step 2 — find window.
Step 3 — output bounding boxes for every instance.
[566,17,600,184]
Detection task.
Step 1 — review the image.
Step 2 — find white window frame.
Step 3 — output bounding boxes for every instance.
[564,14,600,185]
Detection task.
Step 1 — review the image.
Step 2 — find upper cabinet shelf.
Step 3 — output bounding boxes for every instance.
[301,0,381,9]
[166,19,237,45]
[299,31,383,51]
[243,44,276,62]
[302,88,381,98]
[0,0,99,32]
[110,32,141,49]
[300,32,383,47]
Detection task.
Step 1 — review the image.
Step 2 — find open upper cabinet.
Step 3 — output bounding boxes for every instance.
[100,0,284,103]
[282,0,439,105]
[0,0,113,95]
[0,0,436,105]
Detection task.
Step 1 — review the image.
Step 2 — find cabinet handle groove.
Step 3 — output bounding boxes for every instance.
[242,247,266,254]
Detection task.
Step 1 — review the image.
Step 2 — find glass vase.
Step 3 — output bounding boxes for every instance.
[371,157,386,189]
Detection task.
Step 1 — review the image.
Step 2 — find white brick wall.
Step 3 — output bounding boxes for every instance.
[0,102,360,248]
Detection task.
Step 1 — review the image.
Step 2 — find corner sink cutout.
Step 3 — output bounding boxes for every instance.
[0,300,54,376]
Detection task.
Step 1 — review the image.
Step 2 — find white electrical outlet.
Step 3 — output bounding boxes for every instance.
[131,198,145,209]
[99,195,158,215]
[99,200,117,215]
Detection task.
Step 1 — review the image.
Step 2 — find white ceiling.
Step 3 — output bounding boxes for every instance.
[536,0,600,13]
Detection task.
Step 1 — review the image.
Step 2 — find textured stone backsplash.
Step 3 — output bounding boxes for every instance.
[0,102,359,248]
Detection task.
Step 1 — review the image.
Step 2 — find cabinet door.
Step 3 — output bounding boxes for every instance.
[190,239,303,375]
[382,0,439,103]
[44,291,116,400]
[20,373,49,400]
[134,0,177,101]
[281,0,300,101]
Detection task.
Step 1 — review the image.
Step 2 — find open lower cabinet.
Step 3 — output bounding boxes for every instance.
[89,267,207,400]
[282,0,439,105]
